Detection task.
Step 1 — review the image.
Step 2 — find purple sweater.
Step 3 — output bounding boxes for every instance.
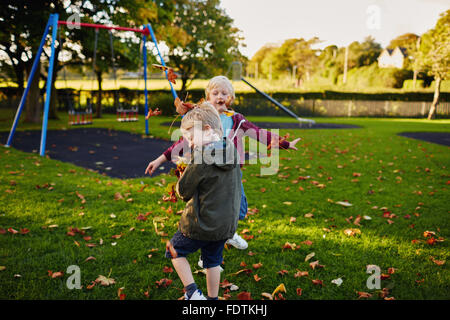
[163,113,290,165]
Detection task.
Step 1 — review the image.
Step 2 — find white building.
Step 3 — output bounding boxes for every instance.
[378,47,407,69]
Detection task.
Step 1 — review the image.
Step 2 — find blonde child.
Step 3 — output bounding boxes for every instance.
[166,102,241,300]
[146,76,301,252]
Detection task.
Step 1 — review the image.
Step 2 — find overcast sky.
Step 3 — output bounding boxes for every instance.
[220,0,449,58]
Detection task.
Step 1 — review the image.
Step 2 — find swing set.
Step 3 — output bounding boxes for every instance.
[5,13,178,156]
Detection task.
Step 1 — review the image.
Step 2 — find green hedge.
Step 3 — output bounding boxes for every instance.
[337,63,413,89]
[403,79,450,91]
[1,87,449,116]
[143,89,450,105]
[403,80,425,90]
[430,80,450,92]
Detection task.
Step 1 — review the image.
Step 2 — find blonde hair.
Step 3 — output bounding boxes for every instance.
[181,102,223,137]
[205,76,235,103]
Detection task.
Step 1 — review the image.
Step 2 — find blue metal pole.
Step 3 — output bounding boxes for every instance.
[39,13,59,156]
[142,30,149,135]
[146,23,178,99]
[5,16,53,147]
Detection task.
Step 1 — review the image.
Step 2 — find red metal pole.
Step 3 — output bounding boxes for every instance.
[58,21,149,36]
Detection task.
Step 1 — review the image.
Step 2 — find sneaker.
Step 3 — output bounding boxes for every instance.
[198,257,224,272]
[226,232,248,250]
[185,289,207,300]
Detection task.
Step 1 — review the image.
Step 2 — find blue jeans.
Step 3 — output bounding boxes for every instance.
[239,170,247,220]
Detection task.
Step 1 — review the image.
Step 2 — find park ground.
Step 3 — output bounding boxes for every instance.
[0,111,449,300]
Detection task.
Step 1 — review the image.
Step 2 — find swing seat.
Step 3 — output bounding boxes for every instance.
[68,103,93,126]
[116,104,138,122]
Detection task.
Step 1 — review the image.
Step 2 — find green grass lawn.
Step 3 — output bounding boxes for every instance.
[0,111,449,300]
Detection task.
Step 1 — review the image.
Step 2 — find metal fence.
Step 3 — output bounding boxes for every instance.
[1,88,449,118]
[234,97,450,118]
[301,99,450,117]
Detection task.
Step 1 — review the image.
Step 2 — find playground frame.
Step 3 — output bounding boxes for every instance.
[5,13,178,156]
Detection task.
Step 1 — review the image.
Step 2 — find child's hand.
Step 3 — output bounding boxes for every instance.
[288,138,302,150]
[145,159,160,176]
[176,102,189,115]
[145,155,167,175]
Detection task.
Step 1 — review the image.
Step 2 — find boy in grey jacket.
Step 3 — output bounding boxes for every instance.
[165,102,241,300]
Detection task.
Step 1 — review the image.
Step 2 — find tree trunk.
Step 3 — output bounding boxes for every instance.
[296,75,303,88]
[48,45,61,120]
[49,83,59,119]
[95,71,103,118]
[412,69,418,90]
[427,76,441,120]
[15,64,25,96]
[24,60,42,123]
[7,51,25,95]
[180,76,188,98]
[343,45,349,84]
[48,67,59,120]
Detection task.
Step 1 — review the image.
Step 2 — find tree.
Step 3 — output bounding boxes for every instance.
[288,37,320,87]
[387,33,419,70]
[0,1,179,121]
[257,38,320,86]
[357,36,382,67]
[316,45,340,83]
[0,1,70,122]
[165,0,244,93]
[310,37,381,87]
[247,44,278,79]
[417,10,450,119]
[261,39,293,80]
[57,0,177,118]
[341,36,381,70]
[73,20,142,118]
[388,33,422,88]
[0,1,111,122]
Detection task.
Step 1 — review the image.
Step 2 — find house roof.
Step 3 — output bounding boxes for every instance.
[378,46,408,61]
[396,47,408,57]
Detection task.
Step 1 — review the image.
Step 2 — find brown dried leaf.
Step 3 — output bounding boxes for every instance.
[357,291,372,299]
[95,275,115,286]
[237,291,252,300]
[261,292,273,300]
[294,270,309,278]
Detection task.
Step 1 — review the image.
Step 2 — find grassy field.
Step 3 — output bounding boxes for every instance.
[0,111,449,300]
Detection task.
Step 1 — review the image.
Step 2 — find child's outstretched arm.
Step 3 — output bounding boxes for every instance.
[144,137,188,176]
[145,154,168,176]
[237,114,301,150]
[286,137,302,150]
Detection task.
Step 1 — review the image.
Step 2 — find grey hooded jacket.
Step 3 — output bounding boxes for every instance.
[176,138,242,241]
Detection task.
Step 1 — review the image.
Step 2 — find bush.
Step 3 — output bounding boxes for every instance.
[3,86,449,117]
[148,91,178,116]
[403,79,425,90]
[338,63,413,89]
[430,80,450,92]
